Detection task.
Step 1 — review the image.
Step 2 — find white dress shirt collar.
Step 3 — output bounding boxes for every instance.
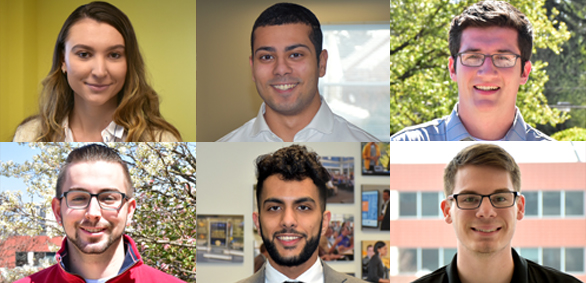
[62,115,126,142]
[251,96,334,141]
[265,257,323,283]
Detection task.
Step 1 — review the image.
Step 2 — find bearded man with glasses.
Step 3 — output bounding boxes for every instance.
[391,1,553,141]
[413,144,580,283]
[16,144,185,283]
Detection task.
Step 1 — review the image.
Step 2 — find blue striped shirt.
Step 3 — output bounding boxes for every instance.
[391,104,554,141]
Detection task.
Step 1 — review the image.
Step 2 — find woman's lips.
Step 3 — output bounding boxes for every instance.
[86,83,111,92]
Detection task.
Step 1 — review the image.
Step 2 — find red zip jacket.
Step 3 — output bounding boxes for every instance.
[15,234,187,283]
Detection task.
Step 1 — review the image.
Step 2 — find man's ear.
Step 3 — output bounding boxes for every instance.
[253,211,260,232]
[125,198,137,225]
[51,197,63,226]
[318,49,328,77]
[448,56,457,82]
[249,55,256,82]
[520,60,532,85]
[516,193,525,221]
[441,199,453,224]
[321,210,331,236]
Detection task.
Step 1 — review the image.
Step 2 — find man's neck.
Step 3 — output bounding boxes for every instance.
[66,237,126,280]
[267,252,319,279]
[458,104,516,140]
[456,246,515,283]
[263,94,321,142]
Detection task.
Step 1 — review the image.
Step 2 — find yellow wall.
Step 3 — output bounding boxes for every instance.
[0,0,38,142]
[196,0,389,141]
[0,0,196,141]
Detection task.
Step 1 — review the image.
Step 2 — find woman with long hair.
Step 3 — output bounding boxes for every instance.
[366,241,390,283]
[13,1,181,142]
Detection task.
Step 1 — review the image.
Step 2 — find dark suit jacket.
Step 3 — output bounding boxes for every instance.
[380,201,390,231]
[366,254,385,282]
[236,259,367,283]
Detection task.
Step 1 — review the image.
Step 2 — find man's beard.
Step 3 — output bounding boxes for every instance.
[70,221,121,254]
[259,218,322,267]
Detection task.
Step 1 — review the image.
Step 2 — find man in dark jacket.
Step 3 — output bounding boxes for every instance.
[414,143,581,283]
[16,144,185,283]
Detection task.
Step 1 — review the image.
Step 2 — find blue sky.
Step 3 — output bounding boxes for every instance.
[0,143,42,202]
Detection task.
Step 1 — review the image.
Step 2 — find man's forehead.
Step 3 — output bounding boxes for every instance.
[453,165,513,193]
[252,23,314,49]
[260,176,319,200]
[64,161,127,191]
[459,26,520,53]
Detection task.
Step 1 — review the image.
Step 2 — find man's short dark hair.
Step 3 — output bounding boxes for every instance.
[55,144,133,198]
[255,145,330,213]
[444,143,521,197]
[383,189,390,195]
[449,1,533,73]
[251,2,323,63]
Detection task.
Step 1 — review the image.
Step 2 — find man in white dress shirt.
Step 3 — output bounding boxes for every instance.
[217,3,379,142]
[237,145,366,283]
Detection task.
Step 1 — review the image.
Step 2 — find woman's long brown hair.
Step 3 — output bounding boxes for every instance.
[32,1,181,142]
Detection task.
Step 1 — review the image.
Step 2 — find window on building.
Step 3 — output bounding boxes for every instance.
[320,25,390,141]
[524,191,538,216]
[399,192,417,217]
[15,252,27,267]
[443,248,457,265]
[399,248,417,273]
[516,247,584,273]
[421,192,440,217]
[422,249,439,272]
[33,252,45,266]
[45,252,56,265]
[518,248,539,263]
[566,191,584,216]
[523,190,585,218]
[399,192,443,218]
[566,248,585,273]
[399,248,455,274]
[543,192,561,216]
[543,248,562,270]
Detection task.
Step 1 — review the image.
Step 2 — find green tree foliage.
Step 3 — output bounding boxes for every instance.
[551,127,586,141]
[390,0,571,135]
[534,0,586,133]
[0,143,196,282]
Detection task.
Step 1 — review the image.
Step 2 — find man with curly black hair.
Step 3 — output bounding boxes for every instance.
[238,145,366,283]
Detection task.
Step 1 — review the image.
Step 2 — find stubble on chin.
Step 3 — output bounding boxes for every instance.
[70,224,122,254]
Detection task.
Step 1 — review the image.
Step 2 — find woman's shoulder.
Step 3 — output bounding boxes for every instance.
[154,129,181,142]
[13,116,42,142]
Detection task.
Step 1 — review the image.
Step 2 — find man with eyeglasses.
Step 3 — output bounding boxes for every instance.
[391,1,553,141]
[16,144,184,283]
[413,144,580,283]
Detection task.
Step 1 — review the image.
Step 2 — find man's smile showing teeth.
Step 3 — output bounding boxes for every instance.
[277,235,301,241]
[474,85,499,91]
[472,227,500,233]
[81,227,107,233]
[273,83,298,91]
